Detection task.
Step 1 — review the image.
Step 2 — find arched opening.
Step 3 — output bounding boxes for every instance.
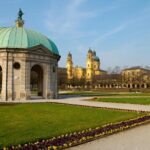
[128,84,130,88]
[141,84,145,88]
[132,84,135,88]
[30,65,43,97]
[0,66,2,94]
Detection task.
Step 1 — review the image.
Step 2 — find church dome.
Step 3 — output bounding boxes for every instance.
[0,27,59,55]
[93,56,100,61]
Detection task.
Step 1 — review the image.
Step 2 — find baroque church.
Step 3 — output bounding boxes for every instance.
[66,49,107,83]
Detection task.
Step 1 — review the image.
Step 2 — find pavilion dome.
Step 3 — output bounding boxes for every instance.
[0,27,59,55]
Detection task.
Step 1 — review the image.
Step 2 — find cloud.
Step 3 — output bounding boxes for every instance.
[44,0,119,39]
[91,8,150,48]
[44,0,150,68]
[92,24,127,46]
[44,0,96,36]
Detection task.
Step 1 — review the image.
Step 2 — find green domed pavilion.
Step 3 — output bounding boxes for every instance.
[0,9,60,101]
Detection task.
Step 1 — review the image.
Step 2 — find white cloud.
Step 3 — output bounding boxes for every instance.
[91,9,150,48]
[44,0,96,36]
[44,0,120,38]
[92,24,127,46]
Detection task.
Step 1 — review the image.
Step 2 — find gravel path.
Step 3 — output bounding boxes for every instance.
[50,97,150,112]
[1,96,150,112]
[68,123,150,150]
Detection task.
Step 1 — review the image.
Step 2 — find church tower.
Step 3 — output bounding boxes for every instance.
[66,52,73,80]
[86,49,94,82]
[93,51,101,75]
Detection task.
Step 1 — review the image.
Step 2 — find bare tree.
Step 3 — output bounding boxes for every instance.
[112,66,121,74]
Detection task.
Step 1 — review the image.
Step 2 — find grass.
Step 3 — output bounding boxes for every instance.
[0,103,144,148]
[60,91,150,97]
[62,91,150,105]
[95,97,150,105]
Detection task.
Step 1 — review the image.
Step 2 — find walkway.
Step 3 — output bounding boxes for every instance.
[1,96,150,112]
[68,123,150,150]
[50,96,150,112]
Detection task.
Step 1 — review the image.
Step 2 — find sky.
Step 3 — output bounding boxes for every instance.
[0,0,150,70]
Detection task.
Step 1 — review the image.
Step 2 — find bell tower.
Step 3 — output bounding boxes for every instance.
[86,49,93,82]
[66,52,73,80]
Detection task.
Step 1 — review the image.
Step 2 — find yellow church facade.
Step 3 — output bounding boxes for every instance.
[66,49,106,83]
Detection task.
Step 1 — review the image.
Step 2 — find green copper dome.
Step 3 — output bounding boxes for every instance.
[0,27,59,55]
[93,56,100,61]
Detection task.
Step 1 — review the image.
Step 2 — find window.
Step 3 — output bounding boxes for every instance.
[13,62,20,70]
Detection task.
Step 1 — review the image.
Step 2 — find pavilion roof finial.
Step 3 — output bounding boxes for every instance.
[16,8,24,28]
[18,8,24,20]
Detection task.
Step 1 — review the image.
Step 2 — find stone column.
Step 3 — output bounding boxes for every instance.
[20,60,31,100]
[43,63,51,99]
[49,63,54,99]
[55,64,58,98]
[1,53,13,101]
[144,84,147,89]
[49,61,58,99]
[1,56,7,101]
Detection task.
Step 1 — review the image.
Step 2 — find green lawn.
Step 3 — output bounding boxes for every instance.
[0,103,144,148]
[60,91,150,97]
[95,97,150,105]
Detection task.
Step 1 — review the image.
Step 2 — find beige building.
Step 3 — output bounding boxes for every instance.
[0,9,60,101]
[121,67,150,83]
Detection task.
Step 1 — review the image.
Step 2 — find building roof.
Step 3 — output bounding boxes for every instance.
[123,66,150,72]
[0,26,59,55]
[100,69,107,73]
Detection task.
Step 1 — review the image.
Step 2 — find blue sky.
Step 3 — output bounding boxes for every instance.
[0,0,150,70]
